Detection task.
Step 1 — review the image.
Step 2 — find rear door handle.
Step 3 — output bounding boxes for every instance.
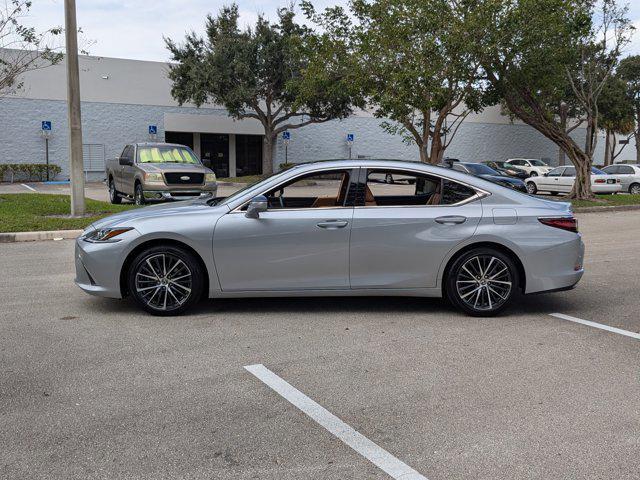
[435,215,467,225]
[317,220,349,229]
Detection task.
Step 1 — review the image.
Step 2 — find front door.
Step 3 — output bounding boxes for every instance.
[213,168,356,291]
[350,168,483,289]
[200,134,229,177]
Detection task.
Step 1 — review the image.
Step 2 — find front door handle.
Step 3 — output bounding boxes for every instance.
[435,215,467,225]
[317,220,349,229]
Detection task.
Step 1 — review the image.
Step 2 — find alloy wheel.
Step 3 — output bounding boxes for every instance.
[526,182,537,194]
[455,255,512,312]
[631,184,640,195]
[134,253,193,311]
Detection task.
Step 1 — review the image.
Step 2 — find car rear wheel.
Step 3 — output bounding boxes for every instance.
[526,182,538,194]
[446,248,519,317]
[127,245,204,316]
[134,183,146,205]
[530,171,538,177]
[630,183,640,195]
[109,178,122,204]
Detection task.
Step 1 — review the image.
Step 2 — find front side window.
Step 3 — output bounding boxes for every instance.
[562,167,576,177]
[363,169,477,207]
[548,167,564,177]
[138,146,200,164]
[262,169,352,210]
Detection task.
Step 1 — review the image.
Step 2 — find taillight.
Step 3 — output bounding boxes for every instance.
[594,179,606,184]
[538,217,578,233]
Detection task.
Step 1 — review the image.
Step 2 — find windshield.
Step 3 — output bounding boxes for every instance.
[138,146,200,164]
[529,159,547,166]
[464,163,500,175]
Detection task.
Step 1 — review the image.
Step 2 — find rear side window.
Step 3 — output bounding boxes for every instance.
[363,170,477,207]
[618,166,634,174]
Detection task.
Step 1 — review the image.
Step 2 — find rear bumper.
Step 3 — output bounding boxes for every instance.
[524,234,585,294]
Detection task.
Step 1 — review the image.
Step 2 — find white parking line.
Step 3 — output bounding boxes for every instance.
[20,183,37,192]
[244,363,428,480]
[550,313,640,340]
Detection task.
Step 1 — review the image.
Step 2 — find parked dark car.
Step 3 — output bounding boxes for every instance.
[440,161,528,193]
[481,160,529,179]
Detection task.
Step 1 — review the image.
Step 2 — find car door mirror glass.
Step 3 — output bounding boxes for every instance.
[245,195,268,218]
[119,156,132,166]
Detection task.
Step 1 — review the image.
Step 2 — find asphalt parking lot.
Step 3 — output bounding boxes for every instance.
[1,211,639,480]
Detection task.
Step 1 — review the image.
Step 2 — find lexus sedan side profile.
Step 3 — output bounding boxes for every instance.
[75,160,584,317]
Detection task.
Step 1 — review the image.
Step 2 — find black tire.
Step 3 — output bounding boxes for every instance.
[127,245,204,316]
[550,191,559,196]
[445,248,519,317]
[530,171,538,177]
[134,183,146,205]
[526,181,538,194]
[108,177,122,204]
[630,183,640,195]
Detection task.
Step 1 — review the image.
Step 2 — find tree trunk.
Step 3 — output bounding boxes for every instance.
[569,155,593,199]
[418,142,428,163]
[635,128,640,163]
[558,103,568,166]
[428,131,444,165]
[262,132,275,175]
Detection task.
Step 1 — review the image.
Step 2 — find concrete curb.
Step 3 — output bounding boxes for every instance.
[574,204,640,214]
[0,229,83,243]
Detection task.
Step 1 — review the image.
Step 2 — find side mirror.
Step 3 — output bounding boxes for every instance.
[119,156,132,166]
[245,195,268,219]
[542,172,549,177]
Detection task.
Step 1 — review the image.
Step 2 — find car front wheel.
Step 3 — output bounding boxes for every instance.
[446,248,518,317]
[127,245,204,315]
[530,171,538,177]
[134,183,146,205]
[526,182,538,194]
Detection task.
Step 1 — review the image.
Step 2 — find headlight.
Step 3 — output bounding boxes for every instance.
[144,172,164,183]
[205,173,216,183]
[83,227,133,243]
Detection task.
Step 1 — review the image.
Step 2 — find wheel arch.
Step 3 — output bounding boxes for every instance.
[440,241,526,296]
[119,238,210,298]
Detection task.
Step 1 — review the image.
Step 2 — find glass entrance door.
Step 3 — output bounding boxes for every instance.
[200,134,229,177]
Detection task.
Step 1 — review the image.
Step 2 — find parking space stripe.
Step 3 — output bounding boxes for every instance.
[20,183,37,192]
[550,313,640,340]
[244,363,428,480]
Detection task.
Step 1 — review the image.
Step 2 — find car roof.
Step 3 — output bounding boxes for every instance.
[134,142,190,148]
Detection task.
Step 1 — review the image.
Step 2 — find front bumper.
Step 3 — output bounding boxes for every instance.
[74,230,139,298]
[142,189,216,201]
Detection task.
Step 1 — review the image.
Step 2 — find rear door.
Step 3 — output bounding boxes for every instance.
[559,166,576,192]
[349,168,483,289]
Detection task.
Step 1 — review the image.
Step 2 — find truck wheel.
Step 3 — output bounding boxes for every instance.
[109,178,122,204]
[134,183,146,205]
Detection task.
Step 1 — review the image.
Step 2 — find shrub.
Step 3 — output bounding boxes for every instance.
[0,164,62,182]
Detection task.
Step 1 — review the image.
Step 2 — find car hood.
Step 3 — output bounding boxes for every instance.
[138,163,213,174]
[88,198,226,231]
[479,174,525,186]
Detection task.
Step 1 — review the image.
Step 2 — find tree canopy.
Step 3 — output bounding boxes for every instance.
[166,4,358,174]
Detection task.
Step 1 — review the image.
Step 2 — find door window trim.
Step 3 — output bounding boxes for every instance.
[354,167,489,209]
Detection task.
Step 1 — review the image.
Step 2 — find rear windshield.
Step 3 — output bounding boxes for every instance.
[138,146,200,164]
[464,163,499,175]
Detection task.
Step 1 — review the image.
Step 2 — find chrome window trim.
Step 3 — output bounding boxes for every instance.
[357,166,490,208]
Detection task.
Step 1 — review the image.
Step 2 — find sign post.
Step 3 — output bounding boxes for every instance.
[346,133,355,159]
[282,131,291,164]
[41,121,52,181]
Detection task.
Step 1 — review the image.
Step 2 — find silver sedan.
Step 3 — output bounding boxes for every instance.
[75,160,585,316]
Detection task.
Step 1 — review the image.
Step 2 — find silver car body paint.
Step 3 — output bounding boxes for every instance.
[75,160,584,301]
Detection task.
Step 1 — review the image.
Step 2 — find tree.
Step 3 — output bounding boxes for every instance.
[166,5,357,175]
[617,55,640,162]
[598,75,635,165]
[472,0,632,199]
[304,0,489,164]
[1,0,63,96]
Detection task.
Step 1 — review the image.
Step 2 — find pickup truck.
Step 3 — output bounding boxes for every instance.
[105,142,217,205]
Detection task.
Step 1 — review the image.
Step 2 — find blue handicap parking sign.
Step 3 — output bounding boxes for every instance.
[347,133,354,142]
[282,131,291,140]
[148,125,158,135]
[42,121,52,131]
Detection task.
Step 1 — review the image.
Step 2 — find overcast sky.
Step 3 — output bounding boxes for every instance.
[22,0,640,62]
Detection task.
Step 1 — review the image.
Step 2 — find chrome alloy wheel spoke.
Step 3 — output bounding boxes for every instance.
[456,255,512,311]
[135,253,192,311]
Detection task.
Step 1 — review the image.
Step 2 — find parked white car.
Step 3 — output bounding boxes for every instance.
[601,164,640,194]
[525,166,622,195]
[505,158,553,177]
